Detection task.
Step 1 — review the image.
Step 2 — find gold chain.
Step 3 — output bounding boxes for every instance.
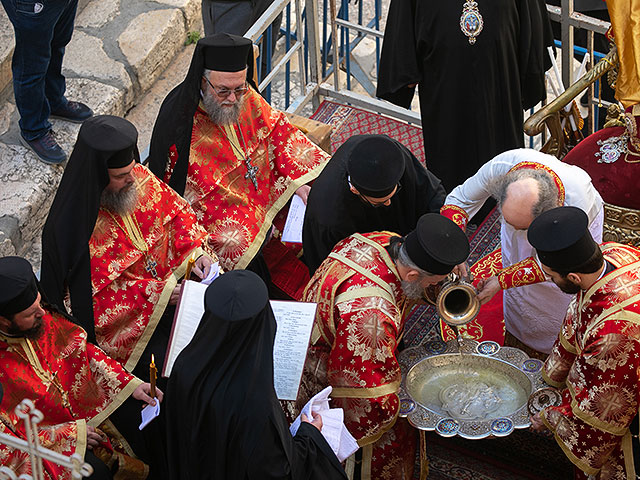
[11,340,73,414]
[102,208,149,254]
[101,208,161,279]
[220,123,249,161]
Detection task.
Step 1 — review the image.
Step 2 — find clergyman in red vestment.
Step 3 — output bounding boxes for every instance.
[529,206,640,479]
[41,116,217,381]
[295,214,470,480]
[148,34,329,297]
[0,256,160,479]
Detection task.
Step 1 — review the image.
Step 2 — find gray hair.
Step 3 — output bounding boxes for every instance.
[487,168,560,218]
[387,239,434,277]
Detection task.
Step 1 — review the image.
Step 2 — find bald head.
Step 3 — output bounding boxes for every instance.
[488,167,561,231]
[502,178,540,230]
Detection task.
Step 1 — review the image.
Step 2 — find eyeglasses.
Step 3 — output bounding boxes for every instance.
[202,75,249,98]
[349,178,402,208]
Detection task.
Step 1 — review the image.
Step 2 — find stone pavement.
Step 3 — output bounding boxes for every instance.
[0,0,202,267]
[0,0,393,269]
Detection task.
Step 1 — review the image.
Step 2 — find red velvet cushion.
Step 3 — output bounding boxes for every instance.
[563,126,640,209]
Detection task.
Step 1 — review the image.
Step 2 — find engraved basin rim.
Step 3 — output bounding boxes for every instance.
[405,353,534,421]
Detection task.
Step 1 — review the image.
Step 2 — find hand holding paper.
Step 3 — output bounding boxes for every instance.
[290,386,359,462]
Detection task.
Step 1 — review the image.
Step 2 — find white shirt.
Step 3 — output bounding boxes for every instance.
[445,149,604,353]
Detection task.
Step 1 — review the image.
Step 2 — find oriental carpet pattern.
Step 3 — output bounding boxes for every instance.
[310,100,573,480]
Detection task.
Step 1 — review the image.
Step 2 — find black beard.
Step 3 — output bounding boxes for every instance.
[101,184,138,215]
[554,278,581,294]
[7,316,44,340]
[202,90,244,125]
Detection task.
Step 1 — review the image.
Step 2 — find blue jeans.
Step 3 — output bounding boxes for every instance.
[1,0,78,140]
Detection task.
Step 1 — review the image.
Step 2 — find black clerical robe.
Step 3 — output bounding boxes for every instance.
[164,271,347,480]
[302,136,446,273]
[377,0,553,192]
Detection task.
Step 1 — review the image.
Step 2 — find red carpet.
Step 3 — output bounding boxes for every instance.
[307,100,572,480]
[311,100,426,159]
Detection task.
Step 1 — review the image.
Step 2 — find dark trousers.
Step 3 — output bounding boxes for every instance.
[1,0,78,140]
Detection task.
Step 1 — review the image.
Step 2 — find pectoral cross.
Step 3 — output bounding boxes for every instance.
[145,257,159,279]
[244,159,259,190]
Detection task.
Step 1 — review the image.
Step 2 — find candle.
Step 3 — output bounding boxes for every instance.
[184,254,196,280]
[150,354,157,399]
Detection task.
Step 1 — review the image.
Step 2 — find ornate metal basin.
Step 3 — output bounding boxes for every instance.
[398,339,547,439]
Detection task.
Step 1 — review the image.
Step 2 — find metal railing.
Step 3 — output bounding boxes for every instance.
[247,1,613,143]
[246,0,419,124]
[546,1,612,136]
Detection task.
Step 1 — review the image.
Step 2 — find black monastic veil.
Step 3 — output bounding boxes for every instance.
[164,270,347,479]
[40,116,139,342]
[302,135,446,274]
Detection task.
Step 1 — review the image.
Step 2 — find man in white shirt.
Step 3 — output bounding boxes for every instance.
[441,148,603,354]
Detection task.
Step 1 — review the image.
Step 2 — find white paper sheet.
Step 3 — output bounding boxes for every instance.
[139,402,160,430]
[281,194,306,243]
[271,300,317,400]
[290,386,359,462]
[200,261,220,285]
[162,280,208,377]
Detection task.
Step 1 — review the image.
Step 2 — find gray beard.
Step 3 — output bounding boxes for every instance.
[101,185,139,215]
[201,90,244,125]
[401,280,424,300]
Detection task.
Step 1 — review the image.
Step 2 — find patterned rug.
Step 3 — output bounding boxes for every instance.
[310,100,573,479]
[311,100,426,161]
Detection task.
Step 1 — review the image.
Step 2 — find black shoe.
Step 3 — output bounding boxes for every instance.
[50,101,93,123]
[20,131,67,165]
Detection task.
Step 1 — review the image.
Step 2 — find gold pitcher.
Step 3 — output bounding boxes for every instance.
[424,273,480,327]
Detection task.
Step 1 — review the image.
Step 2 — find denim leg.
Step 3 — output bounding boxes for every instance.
[0,0,75,140]
[45,0,78,112]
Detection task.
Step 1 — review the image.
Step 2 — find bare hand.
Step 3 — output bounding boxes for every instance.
[530,412,547,432]
[86,425,104,450]
[192,255,215,280]
[169,284,182,305]
[132,383,164,407]
[452,262,471,281]
[301,412,323,432]
[476,276,500,304]
[295,185,311,205]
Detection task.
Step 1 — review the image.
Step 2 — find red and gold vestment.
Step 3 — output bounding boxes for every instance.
[163,89,329,273]
[297,232,422,480]
[90,163,209,370]
[542,243,640,479]
[0,310,144,479]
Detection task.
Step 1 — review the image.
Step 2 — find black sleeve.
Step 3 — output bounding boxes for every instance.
[519,0,554,109]
[302,217,352,275]
[376,0,420,108]
[412,157,447,212]
[246,421,347,480]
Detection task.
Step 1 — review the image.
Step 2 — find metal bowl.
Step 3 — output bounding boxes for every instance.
[398,339,547,439]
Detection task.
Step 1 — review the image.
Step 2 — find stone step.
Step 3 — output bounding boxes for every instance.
[0,0,203,266]
[0,8,14,96]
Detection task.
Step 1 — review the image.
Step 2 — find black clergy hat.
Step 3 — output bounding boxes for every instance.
[405,214,470,275]
[204,270,269,323]
[528,206,599,271]
[346,135,406,197]
[200,33,252,72]
[79,115,139,168]
[0,257,39,317]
